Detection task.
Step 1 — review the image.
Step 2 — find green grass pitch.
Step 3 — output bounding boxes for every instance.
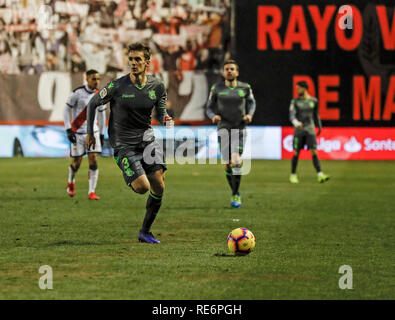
[0,158,393,299]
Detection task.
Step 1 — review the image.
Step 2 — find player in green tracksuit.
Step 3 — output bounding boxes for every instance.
[206,59,256,208]
[289,81,329,183]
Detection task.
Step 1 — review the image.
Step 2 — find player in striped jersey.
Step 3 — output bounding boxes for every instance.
[63,69,107,199]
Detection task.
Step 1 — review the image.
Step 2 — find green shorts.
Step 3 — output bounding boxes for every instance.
[293,131,317,151]
[218,128,246,162]
[114,140,167,187]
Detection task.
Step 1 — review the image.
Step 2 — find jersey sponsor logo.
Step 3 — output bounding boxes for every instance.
[99,88,107,99]
[218,91,230,95]
[148,90,156,100]
[122,94,135,99]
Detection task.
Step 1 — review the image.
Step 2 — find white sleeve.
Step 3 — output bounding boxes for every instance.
[63,105,72,130]
[63,92,78,130]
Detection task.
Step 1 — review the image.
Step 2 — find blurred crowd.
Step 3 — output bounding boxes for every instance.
[0,0,231,76]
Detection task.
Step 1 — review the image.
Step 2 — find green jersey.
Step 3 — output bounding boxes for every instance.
[87,74,167,150]
[289,96,322,135]
[206,81,256,130]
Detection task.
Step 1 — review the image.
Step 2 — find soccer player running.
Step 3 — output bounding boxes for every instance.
[289,81,330,183]
[206,59,256,208]
[63,69,106,200]
[86,43,172,244]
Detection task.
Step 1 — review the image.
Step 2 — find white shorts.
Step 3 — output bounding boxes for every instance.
[70,131,102,157]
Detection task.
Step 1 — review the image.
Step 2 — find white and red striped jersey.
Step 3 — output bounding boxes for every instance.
[63,85,106,134]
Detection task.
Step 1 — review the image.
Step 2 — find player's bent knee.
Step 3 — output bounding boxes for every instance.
[131,185,150,194]
[89,163,98,170]
[130,179,150,194]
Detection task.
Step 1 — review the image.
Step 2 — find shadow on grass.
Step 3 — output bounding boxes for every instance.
[45,240,113,247]
[214,253,239,258]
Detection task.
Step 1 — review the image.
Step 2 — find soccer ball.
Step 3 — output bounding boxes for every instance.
[227,227,256,256]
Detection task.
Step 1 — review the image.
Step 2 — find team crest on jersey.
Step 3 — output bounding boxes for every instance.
[238,89,245,98]
[99,88,107,99]
[148,90,156,100]
[309,101,315,108]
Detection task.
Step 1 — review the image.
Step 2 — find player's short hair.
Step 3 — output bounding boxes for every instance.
[223,59,239,70]
[296,81,308,89]
[128,42,151,60]
[86,69,99,77]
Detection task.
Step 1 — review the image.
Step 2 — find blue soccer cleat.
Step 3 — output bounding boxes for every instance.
[231,194,241,208]
[138,231,160,244]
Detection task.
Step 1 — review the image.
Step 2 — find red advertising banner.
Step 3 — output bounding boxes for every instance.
[282,127,395,160]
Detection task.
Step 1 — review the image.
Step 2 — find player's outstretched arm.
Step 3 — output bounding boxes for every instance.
[155,82,172,125]
[86,82,115,150]
[86,95,101,150]
[97,106,107,146]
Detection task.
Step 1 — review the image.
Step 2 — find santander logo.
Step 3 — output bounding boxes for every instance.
[344,136,362,153]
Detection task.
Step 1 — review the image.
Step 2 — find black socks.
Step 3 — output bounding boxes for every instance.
[141,191,162,233]
[291,155,299,174]
[312,154,321,173]
[231,168,242,196]
[226,168,242,195]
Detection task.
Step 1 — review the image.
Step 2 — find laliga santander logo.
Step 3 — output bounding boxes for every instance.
[317,136,361,159]
[282,134,363,159]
